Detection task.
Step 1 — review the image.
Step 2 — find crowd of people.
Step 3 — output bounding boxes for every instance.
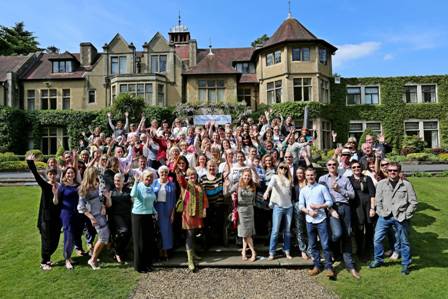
[28,109,418,277]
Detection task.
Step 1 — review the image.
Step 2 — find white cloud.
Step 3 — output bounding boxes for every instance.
[385,31,442,50]
[383,53,394,60]
[333,41,381,67]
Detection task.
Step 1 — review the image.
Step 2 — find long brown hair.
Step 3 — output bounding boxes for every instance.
[79,167,98,197]
[238,168,256,192]
[62,167,77,185]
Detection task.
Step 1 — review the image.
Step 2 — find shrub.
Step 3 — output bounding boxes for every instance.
[410,171,433,177]
[0,161,46,172]
[0,152,19,163]
[144,106,176,124]
[386,154,407,163]
[24,149,44,162]
[401,135,426,155]
[438,153,448,161]
[0,107,27,153]
[111,93,146,124]
[406,153,439,161]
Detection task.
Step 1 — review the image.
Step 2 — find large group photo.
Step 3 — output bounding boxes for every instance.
[1,0,447,298]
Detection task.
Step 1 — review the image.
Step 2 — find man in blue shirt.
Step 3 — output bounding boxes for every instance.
[319,159,360,279]
[299,168,335,278]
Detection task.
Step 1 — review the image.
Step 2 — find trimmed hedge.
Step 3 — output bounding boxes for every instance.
[0,161,46,172]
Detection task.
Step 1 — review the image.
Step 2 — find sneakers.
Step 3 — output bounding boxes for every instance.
[308,267,320,276]
[390,252,400,260]
[88,259,100,270]
[368,261,384,269]
[40,263,52,271]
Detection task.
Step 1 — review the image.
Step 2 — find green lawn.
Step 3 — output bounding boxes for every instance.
[0,186,140,299]
[0,178,447,298]
[319,177,448,298]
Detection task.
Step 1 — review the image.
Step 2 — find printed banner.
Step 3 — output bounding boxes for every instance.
[193,115,232,125]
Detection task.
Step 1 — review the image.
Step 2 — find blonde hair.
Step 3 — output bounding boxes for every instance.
[79,167,98,196]
[142,170,153,180]
[239,168,255,191]
[277,162,292,181]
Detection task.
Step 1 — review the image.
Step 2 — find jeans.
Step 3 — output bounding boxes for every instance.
[269,205,293,256]
[328,203,354,270]
[373,216,411,267]
[293,201,311,255]
[306,221,332,270]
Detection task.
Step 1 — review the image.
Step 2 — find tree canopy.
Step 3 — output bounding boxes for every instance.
[251,34,269,47]
[0,22,40,55]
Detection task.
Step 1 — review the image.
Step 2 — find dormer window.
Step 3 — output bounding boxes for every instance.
[52,60,73,73]
[235,62,255,74]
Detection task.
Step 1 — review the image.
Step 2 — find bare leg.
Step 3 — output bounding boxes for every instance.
[241,238,248,261]
[247,236,256,261]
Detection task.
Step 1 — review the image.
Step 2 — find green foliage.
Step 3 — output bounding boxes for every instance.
[251,33,269,47]
[55,146,65,159]
[331,76,448,150]
[438,153,448,161]
[0,107,27,153]
[25,149,44,161]
[0,152,19,162]
[406,152,439,161]
[0,22,40,55]
[0,160,46,171]
[385,154,408,163]
[401,135,427,153]
[144,106,176,123]
[270,102,323,123]
[111,93,145,123]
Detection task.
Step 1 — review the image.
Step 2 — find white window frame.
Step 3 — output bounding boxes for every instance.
[266,50,281,66]
[346,85,380,105]
[40,89,57,110]
[267,80,282,104]
[151,55,167,73]
[293,77,312,102]
[198,79,225,104]
[27,90,35,111]
[404,119,440,148]
[403,83,438,104]
[349,120,382,139]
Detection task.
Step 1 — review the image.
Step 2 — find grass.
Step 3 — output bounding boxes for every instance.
[0,178,447,298]
[0,186,140,299]
[318,177,448,298]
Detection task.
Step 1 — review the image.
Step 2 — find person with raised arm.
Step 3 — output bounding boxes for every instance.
[26,154,61,271]
[107,111,129,139]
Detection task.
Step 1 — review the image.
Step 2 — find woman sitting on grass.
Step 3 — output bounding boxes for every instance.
[26,154,61,271]
[78,167,112,270]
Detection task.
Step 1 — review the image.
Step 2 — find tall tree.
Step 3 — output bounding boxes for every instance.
[0,22,40,55]
[251,34,269,47]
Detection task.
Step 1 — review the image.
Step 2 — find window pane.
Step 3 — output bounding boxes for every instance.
[151,56,158,73]
[207,80,216,88]
[119,84,128,93]
[217,80,225,88]
[199,89,206,103]
[366,122,381,131]
[52,62,58,73]
[303,78,311,85]
[59,61,65,72]
[319,48,327,64]
[128,84,136,92]
[405,122,419,130]
[266,53,273,66]
[275,80,282,88]
[349,123,363,132]
[119,56,127,74]
[423,121,437,130]
[267,82,274,90]
[198,80,206,88]
[66,61,72,72]
[208,89,217,103]
[217,89,224,102]
[404,86,417,103]
[292,48,301,61]
[303,86,311,101]
[423,130,438,147]
[274,50,281,64]
[137,84,144,94]
[88,90,96,103]
[159,55,167,72]
[347,87,361,94]
[111,57,119,74]
[294,86,302,101]
[302,48,310,61]
[422,85,436,103]
[50,89,57,97]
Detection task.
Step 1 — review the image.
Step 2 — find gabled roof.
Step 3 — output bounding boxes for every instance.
[47,51,77,61]
[255,18,337,55]
[0,55,31,81]
[22,53,86,80]
[184,50,240,75]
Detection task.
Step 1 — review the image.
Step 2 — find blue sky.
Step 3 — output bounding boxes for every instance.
[2,0,448,77]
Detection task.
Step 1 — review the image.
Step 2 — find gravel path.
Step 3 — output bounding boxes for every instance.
[132,268,337,299]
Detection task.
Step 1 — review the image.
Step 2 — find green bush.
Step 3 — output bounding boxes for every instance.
[410,172,433,177]
[406,153,439,161]
[111,93,145,123]
[24,149,44,162]
[144,106,176,124]
[0,107,27,154]
[438,153,448,161]
[0,152,19,163]
[401,135,427,155]
[386,154,408,162]
[0,160,46,172]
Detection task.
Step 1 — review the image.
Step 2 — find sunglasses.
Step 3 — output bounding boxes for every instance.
[352,166,361,169]
[388,169,398,173]
[279,166,287,170]
[327,163,336,167]
[381,163,389,166]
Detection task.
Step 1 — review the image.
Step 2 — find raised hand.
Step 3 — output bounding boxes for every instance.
[133,172,140,182]
[107,112,112,118]
[124,111,129,117]
[26,153,35,161]
[378,134,385,143]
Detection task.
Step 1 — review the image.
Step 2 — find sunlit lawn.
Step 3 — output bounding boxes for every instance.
[0,187,140,299]
[318,177,448,298]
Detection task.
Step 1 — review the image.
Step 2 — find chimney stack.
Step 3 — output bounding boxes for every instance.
[80,42,98,67]
[188,39,197,67]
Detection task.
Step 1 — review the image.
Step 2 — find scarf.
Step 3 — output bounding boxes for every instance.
[185,182,205,218]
